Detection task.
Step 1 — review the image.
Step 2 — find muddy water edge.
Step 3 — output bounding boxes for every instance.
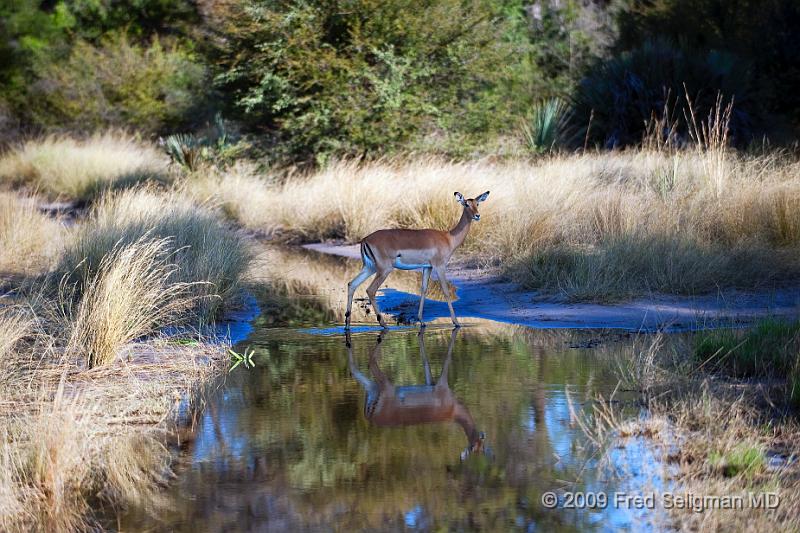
[120,245,674,531]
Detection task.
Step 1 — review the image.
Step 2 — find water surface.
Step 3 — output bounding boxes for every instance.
[123,248,666,531]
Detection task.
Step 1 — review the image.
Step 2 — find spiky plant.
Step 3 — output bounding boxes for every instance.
[521,98,573,154]
[161,133,204,171]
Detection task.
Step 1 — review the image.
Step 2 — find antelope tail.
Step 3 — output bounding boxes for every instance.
[361,240,377,268]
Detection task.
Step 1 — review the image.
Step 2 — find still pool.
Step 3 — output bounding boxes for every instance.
[121,248,669,531]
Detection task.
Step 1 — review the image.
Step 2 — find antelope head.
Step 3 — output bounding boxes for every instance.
[454,191,490,221]
[460,431,490,461]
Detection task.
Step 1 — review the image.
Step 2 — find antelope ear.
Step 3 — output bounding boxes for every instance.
[475,191,490,203]
[454,192,467,206]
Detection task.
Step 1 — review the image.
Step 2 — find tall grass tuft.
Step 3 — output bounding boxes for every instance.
[24,393,95,532]
[0,307,35,381]
[686,91,733,197]
[58,188,251,322]
[183,162,276,231]
[61,236,195,368]
[0,133,169,200]
[0,192,63,274]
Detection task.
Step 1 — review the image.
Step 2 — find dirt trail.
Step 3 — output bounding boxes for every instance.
[304,243,800,331]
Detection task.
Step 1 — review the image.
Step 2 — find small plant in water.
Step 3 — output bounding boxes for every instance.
[708,443,764,478]
[169,338,200,346]
[229,347,255,371]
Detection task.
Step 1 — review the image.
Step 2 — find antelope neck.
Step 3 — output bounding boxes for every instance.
[454,402,480,444]
[448,208,472,250]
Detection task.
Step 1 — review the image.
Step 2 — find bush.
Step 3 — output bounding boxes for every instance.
[57,188,251,321]
[207,0,527,162]
[30,33,207,134]
[573,39,755,148]
[616,0,800,135]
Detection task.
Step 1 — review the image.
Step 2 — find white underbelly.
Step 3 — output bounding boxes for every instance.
[393,260,431,270]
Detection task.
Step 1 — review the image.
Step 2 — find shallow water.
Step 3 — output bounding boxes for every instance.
[122,248,668,531]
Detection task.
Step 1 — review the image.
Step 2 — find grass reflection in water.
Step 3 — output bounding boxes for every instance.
[123,315,661,531]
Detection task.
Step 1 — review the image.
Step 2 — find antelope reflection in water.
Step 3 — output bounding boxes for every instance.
[346,329,486,460]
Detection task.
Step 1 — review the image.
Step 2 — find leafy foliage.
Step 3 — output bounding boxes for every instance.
[206,0,529,162]
[30,33,206,133]
[3,0,800,156]
[0,0,205,136]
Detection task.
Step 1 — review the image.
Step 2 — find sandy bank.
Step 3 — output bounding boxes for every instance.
[304,243,800,331]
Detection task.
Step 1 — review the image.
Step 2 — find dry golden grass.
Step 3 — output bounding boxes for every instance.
[0,306,34,363]
[655,387,800,531]
[58,187,251,321]
[0,301,228,532]
[0,191,64,275]
[0,183,252,529]
[60,236,196,368]
[577,329,800,532]
[183,161,277,232]
[0,137,256,530]
[199,151,800,300]
[0,132,169,200]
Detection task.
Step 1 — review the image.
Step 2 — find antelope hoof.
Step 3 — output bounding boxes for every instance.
[377,314,388,329]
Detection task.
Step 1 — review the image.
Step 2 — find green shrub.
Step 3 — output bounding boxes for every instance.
[30,32,206,134]
[207,0,528,162]
[573,39,755,148]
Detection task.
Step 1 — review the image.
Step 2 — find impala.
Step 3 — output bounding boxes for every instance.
[346,329,486,460]
[345,190,490,329]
